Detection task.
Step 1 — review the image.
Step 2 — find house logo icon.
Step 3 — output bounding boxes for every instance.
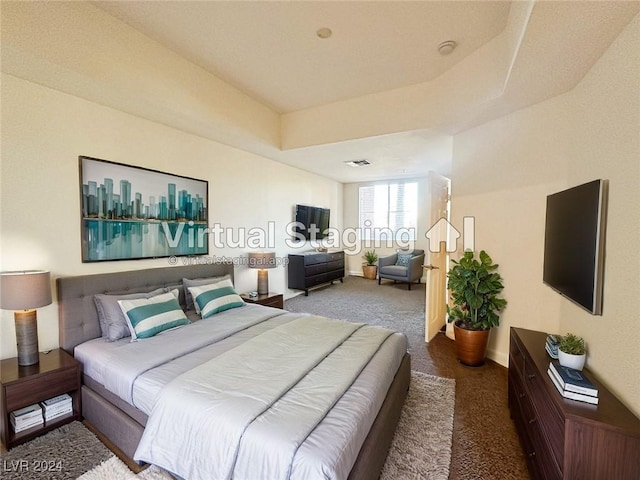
[425,217,475,253]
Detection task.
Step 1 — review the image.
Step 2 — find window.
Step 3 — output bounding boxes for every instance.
[359,182,418,240]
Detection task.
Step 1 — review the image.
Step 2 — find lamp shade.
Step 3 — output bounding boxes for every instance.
[0,271,52,310]
[248,252,276,269]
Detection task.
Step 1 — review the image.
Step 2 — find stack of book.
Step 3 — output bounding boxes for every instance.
[10,403,43,433]
[41,393,73,423]
[547,362,599,405]
[545,334,560,359]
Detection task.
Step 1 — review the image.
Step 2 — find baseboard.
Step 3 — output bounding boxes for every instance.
[487,348,508,368]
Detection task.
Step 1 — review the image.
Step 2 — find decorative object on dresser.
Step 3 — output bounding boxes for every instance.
[509,327,640,480]
[0,349,81,449]
[0,270,52,366]
[547,363,598,405]
[545,334,560,359]
[248,251,276,295]
[362,250,379,280]
[240,292,284,309]
[446,250,507,366]
[557,332,586,371]
[287,250,344,296]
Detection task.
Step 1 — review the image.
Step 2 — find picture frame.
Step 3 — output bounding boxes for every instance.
[79,156,209,262]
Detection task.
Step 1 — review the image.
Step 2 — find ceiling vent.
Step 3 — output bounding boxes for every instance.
[344,159,371,167]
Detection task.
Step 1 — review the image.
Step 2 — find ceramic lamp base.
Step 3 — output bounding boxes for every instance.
[15,310,39,366]
[257,269,269,295]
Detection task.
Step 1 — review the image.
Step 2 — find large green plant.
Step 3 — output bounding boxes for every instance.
[447,250,507,330]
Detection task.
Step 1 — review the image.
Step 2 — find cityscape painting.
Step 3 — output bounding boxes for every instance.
[80,156,209,262]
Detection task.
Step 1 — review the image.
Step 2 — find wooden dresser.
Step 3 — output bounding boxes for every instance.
[287,251,344,296]
[509,327,640,479]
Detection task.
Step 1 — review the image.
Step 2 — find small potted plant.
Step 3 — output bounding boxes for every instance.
[447,250,507,366]
[558,333,586,371]
[362,250,378,280]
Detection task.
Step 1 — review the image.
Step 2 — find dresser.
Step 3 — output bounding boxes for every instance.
[509,327,640,479]
[287,251,345,296]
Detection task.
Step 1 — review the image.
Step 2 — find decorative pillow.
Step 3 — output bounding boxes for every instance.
[396,253,413,268]
[94,288,166,341]
[118,289,189,341]
[188,278,245,319]
[183,275,230,311]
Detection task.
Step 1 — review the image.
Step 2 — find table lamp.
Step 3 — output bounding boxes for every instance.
[248,252,276,295]
[0,270,52,366]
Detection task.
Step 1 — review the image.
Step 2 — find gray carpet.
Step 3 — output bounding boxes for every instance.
[0,422,113,480]
[286,276,430,371]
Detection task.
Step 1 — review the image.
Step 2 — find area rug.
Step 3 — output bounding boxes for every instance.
[8,371,454,479]
[0,422,113,480]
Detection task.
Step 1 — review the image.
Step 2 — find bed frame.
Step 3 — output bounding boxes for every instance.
[57,263,410,480]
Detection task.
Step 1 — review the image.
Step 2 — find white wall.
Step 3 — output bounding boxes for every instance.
[451,14,640,414]
[0,74,342,360]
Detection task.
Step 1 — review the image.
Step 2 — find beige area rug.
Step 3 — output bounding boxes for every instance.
[79,371,455,480]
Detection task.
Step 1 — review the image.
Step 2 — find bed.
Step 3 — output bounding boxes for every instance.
[57,263,410,480]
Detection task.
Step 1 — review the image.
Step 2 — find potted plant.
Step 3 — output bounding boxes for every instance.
[362,250,378,280]
[558,333,586,371]
[447,250,507,366]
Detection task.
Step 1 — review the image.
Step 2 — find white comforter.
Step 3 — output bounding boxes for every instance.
[134,315,395,480]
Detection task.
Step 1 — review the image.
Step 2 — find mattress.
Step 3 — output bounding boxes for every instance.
[75,304,407,479]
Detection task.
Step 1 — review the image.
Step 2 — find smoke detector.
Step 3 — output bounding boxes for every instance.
[344,159,372,167]
[438,40,457,55]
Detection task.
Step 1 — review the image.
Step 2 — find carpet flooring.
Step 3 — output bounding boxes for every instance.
[286,276,530,480]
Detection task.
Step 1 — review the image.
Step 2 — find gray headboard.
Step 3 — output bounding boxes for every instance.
[57,263,235,354]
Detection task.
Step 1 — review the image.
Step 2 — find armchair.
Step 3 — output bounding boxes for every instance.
[377,249,425,290]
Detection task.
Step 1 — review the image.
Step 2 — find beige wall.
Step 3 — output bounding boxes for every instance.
[0,74,342,360]
[451,14,639,414]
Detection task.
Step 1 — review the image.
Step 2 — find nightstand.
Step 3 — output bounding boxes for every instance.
[240,292,284,309]
[0,349,81,449]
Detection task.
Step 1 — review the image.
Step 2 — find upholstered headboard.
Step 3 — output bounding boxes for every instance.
[57,263,235,354]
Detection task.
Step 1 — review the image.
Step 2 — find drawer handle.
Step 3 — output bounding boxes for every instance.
[528,451,536,458]
[528,373,536,380]
[528,418,537,425]
[519,393,526,399]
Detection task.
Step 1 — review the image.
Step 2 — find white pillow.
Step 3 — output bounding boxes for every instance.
[118,289,188,340]
[188,279,245,319]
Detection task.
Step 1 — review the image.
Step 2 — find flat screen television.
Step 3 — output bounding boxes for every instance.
[294,204,330,240]
[543,179,608,315]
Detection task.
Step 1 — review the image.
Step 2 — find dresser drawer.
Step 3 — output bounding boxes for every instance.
[306,273,328,287]
[326,259,344,272]
[305,263,327,277]
[5,367,78,412]
[327,252,344,262]
[304,254,328,265]
[526,362,565,470]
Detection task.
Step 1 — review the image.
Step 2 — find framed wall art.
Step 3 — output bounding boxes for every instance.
[79,156,209,262]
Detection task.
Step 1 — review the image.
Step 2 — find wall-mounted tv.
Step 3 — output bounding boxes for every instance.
[543,179,608,315]
[294,204,330,240]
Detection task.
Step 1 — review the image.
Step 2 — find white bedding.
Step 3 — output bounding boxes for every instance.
[75,304,407,480]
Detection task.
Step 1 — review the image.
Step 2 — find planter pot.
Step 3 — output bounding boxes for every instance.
[453,321,491,367]
[362,264,377,280]
[558,350,586,371]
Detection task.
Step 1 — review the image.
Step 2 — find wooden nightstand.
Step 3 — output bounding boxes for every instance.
[240,292,284,309]
[0,349,81,449]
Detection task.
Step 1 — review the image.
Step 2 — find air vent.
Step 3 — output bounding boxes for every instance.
[344,159,372,167]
